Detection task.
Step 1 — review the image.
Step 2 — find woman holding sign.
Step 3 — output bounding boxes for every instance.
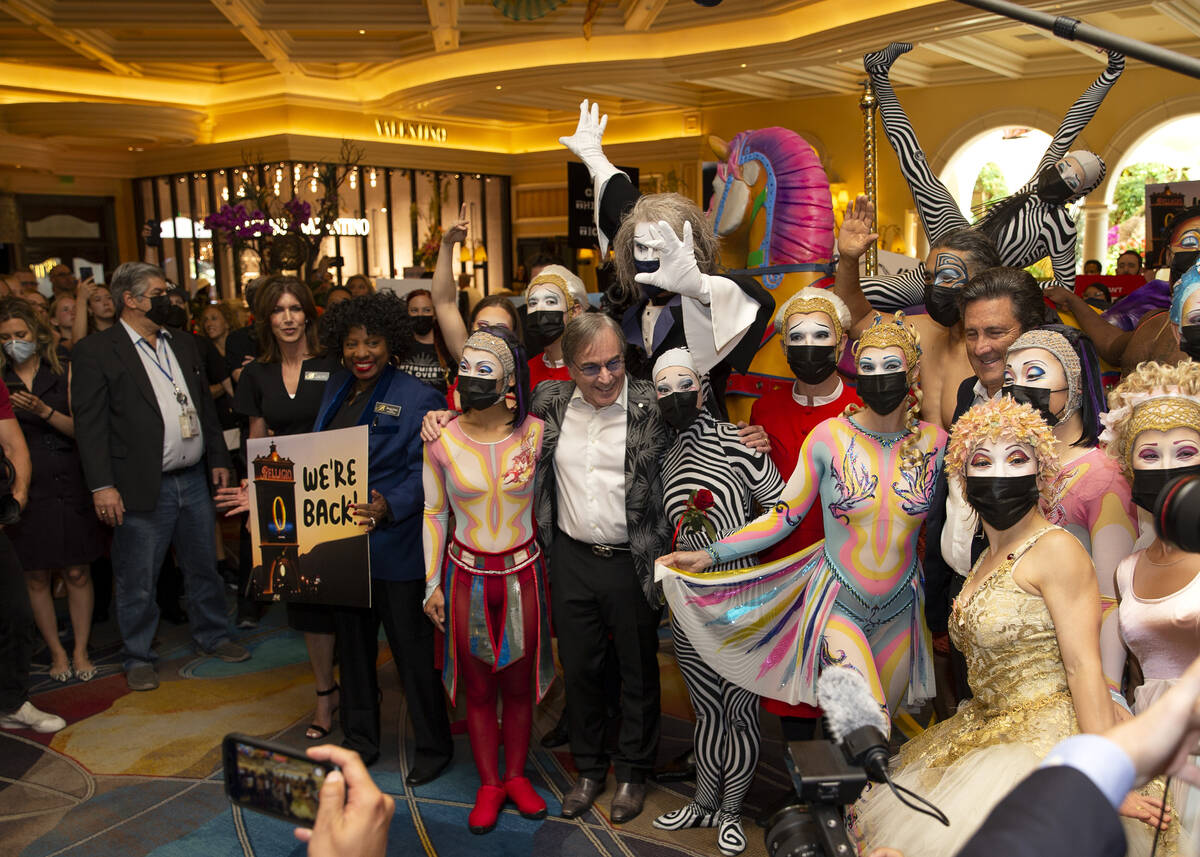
[421,327,554,834]
[313,291,454,778]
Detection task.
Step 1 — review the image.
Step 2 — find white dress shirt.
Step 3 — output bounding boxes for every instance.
[941,380,997,577]
[792,378,845,408]
[121,319,203,472]
[554,378,629,545]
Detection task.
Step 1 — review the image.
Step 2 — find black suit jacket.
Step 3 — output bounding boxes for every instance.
[531,378,673,608]
[956,766,1125,857]
[72,322,233,512]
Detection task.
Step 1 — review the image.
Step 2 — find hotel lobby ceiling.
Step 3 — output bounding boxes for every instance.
[0,0,1197,154]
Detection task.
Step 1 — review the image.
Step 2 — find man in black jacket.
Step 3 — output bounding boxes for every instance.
[72,262,249,691]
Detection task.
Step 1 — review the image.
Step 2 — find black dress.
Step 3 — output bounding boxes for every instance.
[233,355,341,632]
[4,360,105,570]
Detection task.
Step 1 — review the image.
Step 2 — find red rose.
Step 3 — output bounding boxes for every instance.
[693,489,715,511]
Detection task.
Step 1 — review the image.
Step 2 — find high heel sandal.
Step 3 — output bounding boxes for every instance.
[305,684,340,740]
[48,662,73,683]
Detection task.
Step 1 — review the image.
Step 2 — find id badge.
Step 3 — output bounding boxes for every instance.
[180,408,200,439]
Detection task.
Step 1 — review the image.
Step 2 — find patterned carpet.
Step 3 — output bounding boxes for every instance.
[2,597,800,857]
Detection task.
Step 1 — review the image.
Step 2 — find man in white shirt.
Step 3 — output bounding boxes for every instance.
[531,312,674,825]
[72,262,248,692]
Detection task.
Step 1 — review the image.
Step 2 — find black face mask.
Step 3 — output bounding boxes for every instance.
[856,371,909,416]
[457,375,503,412]
[145,294,173,326]
[410,315,434,336]
[1084,296,1110,311]
[657,390,701,431]
[1169,250,1200,285]
[164,305,189,329]
[525,311,565,347]
[1036,166,1075,204]
[1001,383,1067,427]
[787,344,838,385]
[1131,465,1200,513]
[965,474,1040,530]
[633,258,660,275]
[922,282,961,327]
[1180,324,1200,361]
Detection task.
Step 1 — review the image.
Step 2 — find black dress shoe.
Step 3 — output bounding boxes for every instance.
[610,781,647,824]
[540,720,569,748]
[652,747,696,783]
[560,776,605,818]
[405,755,452,786]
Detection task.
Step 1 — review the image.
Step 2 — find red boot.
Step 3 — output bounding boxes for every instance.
[504,776,547,820]
[468,785,508,834]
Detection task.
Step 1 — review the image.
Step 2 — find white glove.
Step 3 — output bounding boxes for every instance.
[559,99,616,179]
[632,220,710,302]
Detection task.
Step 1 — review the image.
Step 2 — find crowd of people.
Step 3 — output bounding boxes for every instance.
[1,58,1199,857]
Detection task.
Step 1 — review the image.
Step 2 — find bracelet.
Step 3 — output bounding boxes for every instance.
[704,544,721,565]
[43,408,54,421]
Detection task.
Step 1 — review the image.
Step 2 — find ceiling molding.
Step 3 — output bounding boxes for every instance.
[0,0,141,77]
[208,0,300,76]
[425,0,461,52]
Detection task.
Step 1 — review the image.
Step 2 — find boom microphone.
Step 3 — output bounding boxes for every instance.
[817,668,891,783]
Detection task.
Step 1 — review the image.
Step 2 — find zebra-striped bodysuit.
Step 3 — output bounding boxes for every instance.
[663,411,784,822]
[861,44,1125,311]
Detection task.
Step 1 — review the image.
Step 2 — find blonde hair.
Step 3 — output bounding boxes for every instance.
[1103,361,1200,478]
[0,297,63,375]
[611,193,720,306]
[845,312,925,469]
[947,397,1061,503]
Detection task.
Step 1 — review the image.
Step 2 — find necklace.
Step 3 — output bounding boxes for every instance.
[847,415,905,447]
[1143,547,1189,567]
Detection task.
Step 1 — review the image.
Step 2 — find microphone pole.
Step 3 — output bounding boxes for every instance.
[953,0,1200,80]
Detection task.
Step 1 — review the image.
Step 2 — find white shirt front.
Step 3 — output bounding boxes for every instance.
[121,320,203,472]
[792,378,845,408]
[554,379,629,545]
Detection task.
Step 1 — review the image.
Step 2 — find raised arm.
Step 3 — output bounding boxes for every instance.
[559,99,624,257]
[1034,51,1125,177]
[432,204,470,361]
[73,278,96,344]
[831,195,881,336]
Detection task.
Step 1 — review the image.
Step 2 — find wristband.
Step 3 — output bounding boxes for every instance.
[704,544,721,566]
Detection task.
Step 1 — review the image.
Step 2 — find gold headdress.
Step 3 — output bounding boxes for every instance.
[463,329,516,378]
[852,311,921,371]
[1101,361,1200,477]
[525,266,582,314]
[775,287,851,342]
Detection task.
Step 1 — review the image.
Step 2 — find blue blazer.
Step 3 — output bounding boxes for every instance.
[313,365,444,582]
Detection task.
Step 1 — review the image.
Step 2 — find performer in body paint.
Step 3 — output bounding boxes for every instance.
[421,327,554,835]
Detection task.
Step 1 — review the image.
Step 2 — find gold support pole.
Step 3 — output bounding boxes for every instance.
[859,80,879,277]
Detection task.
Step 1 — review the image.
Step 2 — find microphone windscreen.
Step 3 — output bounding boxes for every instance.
[817,667,889,742]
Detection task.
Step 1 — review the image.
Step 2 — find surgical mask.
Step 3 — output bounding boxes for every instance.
[410,315,434,336]
[856,371,909,416]
[145,294,173,326]
[1169,250,1200,286]
[457,375,504,412]
[1036,166,1075,204]
[658,390,701,431]
[787,344,838,385]
[2,339,37,364]
[1131,465,1200,513]
[922,281,961,327]
[165,304,189,329]
[1001,383,1068,427]
[525,311,565,347]
[1180,324,1200,361]
[965,474,1040,530]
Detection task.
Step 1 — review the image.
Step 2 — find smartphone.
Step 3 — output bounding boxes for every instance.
[145,219,161,248]
[79,266,93,281]
[222,733,335,827]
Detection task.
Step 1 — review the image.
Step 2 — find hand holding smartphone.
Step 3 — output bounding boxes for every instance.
[222,733,335,827]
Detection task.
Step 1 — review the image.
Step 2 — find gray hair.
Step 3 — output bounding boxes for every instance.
[611,192,720,306]
[561,312,624,367]
[110,262,166,316]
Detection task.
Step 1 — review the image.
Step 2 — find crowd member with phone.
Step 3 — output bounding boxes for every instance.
[294,745,394,857]
[0,298,104,683]
[72,277,116,345]
[49,294,76,352]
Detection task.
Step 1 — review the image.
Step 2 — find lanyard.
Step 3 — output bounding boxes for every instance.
[137,337,189,408]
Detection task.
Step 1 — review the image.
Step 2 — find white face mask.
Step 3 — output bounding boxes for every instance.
[2,339,37,363]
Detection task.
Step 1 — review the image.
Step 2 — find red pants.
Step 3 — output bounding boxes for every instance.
[452,567,538,785]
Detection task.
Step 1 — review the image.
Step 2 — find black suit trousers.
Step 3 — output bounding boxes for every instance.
[552,532,661,782]
[0,533,34,714]
[334,577,452,767]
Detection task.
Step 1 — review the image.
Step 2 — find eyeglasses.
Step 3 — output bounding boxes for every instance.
[575,356,624,378]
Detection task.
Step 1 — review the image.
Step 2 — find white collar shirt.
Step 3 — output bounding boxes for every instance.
[121,319,203,472]
[554,378,629,545]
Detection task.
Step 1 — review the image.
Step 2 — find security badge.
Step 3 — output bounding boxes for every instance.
[173,386,200,439]
[374,402,402,417]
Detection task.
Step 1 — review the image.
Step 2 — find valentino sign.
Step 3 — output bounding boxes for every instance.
[374,117,449,143]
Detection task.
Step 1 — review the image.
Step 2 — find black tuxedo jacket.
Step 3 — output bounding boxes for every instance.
[72,322,233,512]
[531,378,673,608]
[956,766,1125,857]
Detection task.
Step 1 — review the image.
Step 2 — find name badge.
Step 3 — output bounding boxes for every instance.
[304,371,330,381]
[374,402,402,417]
[180,408,200,439]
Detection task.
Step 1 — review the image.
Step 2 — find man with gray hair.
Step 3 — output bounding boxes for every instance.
[72,261,248,691]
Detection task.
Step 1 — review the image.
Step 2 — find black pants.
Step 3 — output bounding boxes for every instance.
[0,533,34,715]
[334,577,452,767]
[551,532,660,783]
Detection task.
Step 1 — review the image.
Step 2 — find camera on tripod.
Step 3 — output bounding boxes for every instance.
[764,738,868,857]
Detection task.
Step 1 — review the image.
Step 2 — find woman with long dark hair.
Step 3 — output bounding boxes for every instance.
[397,288,453,394]
[0,297,104,682]
[421,326,554,833]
